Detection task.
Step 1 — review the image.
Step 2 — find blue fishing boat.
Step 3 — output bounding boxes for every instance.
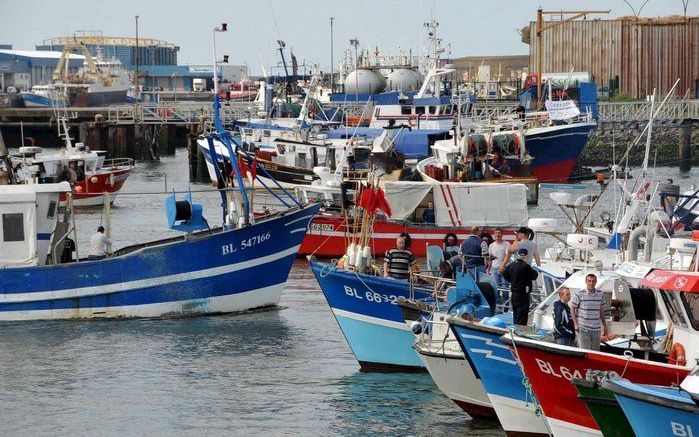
[310,261,432,372]
[0,26,321,321]
[0,182,319,320]
[448,318,550,436]
[604,375,699,437]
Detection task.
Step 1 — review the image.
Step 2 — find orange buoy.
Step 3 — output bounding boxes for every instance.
[669,342,687,366]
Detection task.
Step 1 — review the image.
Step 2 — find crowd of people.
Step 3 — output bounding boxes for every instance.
[381,225,607,351]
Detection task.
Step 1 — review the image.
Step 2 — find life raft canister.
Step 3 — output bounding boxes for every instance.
[669,342,687,366]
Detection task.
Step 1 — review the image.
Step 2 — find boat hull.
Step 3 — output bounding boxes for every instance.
[526,122,596,183]
[60,166,133,207]
[0,203,321,321]
[300,215,516,257]
[506,335,689,437]
[450,322,550,437]
[415,343,495,418]
[310,261,429,371]
[573,379,635,437]
[611,383,699,437]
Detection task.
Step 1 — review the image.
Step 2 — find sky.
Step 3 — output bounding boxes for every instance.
[2,0,697,74]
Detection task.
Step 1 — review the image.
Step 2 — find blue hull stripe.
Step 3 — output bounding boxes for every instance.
[0,203,321,314]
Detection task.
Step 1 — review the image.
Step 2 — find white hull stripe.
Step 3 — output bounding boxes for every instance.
[0,245,300,303]
[546,418,601,437]
[332,308,408,331]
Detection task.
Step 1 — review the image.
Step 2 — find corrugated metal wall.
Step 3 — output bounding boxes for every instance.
[529,18,698,98]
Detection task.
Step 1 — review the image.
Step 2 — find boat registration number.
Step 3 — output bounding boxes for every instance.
[310,223,334,232]
[344,286,397,305]
[221,232,272,255]
[534,358,584,381]
[672,422,695,437]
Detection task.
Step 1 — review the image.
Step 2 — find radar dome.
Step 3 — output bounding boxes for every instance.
[344,69,386,95]
[386,69,423,92]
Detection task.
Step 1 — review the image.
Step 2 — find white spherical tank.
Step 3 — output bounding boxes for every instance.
[386,69,423,92]
[344,69,386,95]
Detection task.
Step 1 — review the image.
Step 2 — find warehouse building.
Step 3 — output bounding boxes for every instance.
[0,49,83,92]
[523,15,699,99]
[36,31,178,68]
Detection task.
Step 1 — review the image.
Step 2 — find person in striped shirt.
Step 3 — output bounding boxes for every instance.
[383,234,417,280]
[570,273,608,351]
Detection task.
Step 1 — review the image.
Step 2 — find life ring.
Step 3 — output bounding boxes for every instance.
[669,342,687,366]
[408,115,417,127]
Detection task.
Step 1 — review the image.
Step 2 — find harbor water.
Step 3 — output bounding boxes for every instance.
[1,151,696,436]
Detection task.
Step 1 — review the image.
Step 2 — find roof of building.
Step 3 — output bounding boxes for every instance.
[42,35,177,49]
[0,49,84,60]
[137,64,217,77]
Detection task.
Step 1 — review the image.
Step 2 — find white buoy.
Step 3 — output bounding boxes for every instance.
[347,243,357,266]
[362,246,372,269]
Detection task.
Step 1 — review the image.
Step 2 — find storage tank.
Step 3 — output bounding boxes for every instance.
[344,69,386,95]
[386,68,423,92]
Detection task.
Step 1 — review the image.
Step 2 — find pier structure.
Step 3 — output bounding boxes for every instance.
[0,99,696,174]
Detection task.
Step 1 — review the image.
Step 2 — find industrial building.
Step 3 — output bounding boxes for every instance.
[0,48,83,92]
[524,15,699,99]
[452,55,529,83]
[36,31,178,68]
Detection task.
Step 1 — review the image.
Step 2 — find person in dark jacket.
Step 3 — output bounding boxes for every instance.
[553,287,575,346]
[502,247,538,326]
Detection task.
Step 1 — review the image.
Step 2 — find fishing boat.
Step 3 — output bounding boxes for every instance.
[603,367,699,437]
[448,318,551,437]
[572,374,636,437]
[310,180,527,371]
[399,272,498,416]
[11,117,134,207]
[300,180,528,257]
[0,27,321,321]
[0,181,319,320]
[504,266,697,437]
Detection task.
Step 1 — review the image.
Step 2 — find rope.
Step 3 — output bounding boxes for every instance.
[508,328,554,436]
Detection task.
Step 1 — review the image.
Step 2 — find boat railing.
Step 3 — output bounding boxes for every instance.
[102,158,134,169]
[410,271,454,308]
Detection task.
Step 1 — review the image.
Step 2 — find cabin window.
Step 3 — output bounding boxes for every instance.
[543,276,555,295]
[429,106,437,114]
[415,106,426,115]
[400,106,412,115]
[681,292,699,330]
[47,201,57,219]
[326,148,336,169]
[444,105,452,115]
[661,291,688,328]
[2,213,24,242]
[263,130,271,137]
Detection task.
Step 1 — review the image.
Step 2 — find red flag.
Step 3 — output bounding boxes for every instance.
[251,157,258,179]
[357,188,377,213]
[238,156,249,177]
[373,187,392,217]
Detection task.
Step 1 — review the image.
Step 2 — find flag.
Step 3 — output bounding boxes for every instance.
[357,188,377,213]
[374,187,392,217]
[238,156,249,177]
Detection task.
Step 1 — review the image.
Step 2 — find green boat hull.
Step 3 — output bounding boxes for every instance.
[573,378,635,437]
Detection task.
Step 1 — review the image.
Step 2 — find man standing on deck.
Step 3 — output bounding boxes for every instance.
[487,228,510,306]
[500,227,540,271]
[383,234,417,280]
[88,226,112,261]
[459,226,489,279]
[570,273,607,351]
[502,248,538,326]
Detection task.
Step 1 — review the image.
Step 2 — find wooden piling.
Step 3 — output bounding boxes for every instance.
[679,123,692,172]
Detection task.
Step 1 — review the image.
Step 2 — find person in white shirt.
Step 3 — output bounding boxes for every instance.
[88,226,112,261]
[487,228,510,305]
